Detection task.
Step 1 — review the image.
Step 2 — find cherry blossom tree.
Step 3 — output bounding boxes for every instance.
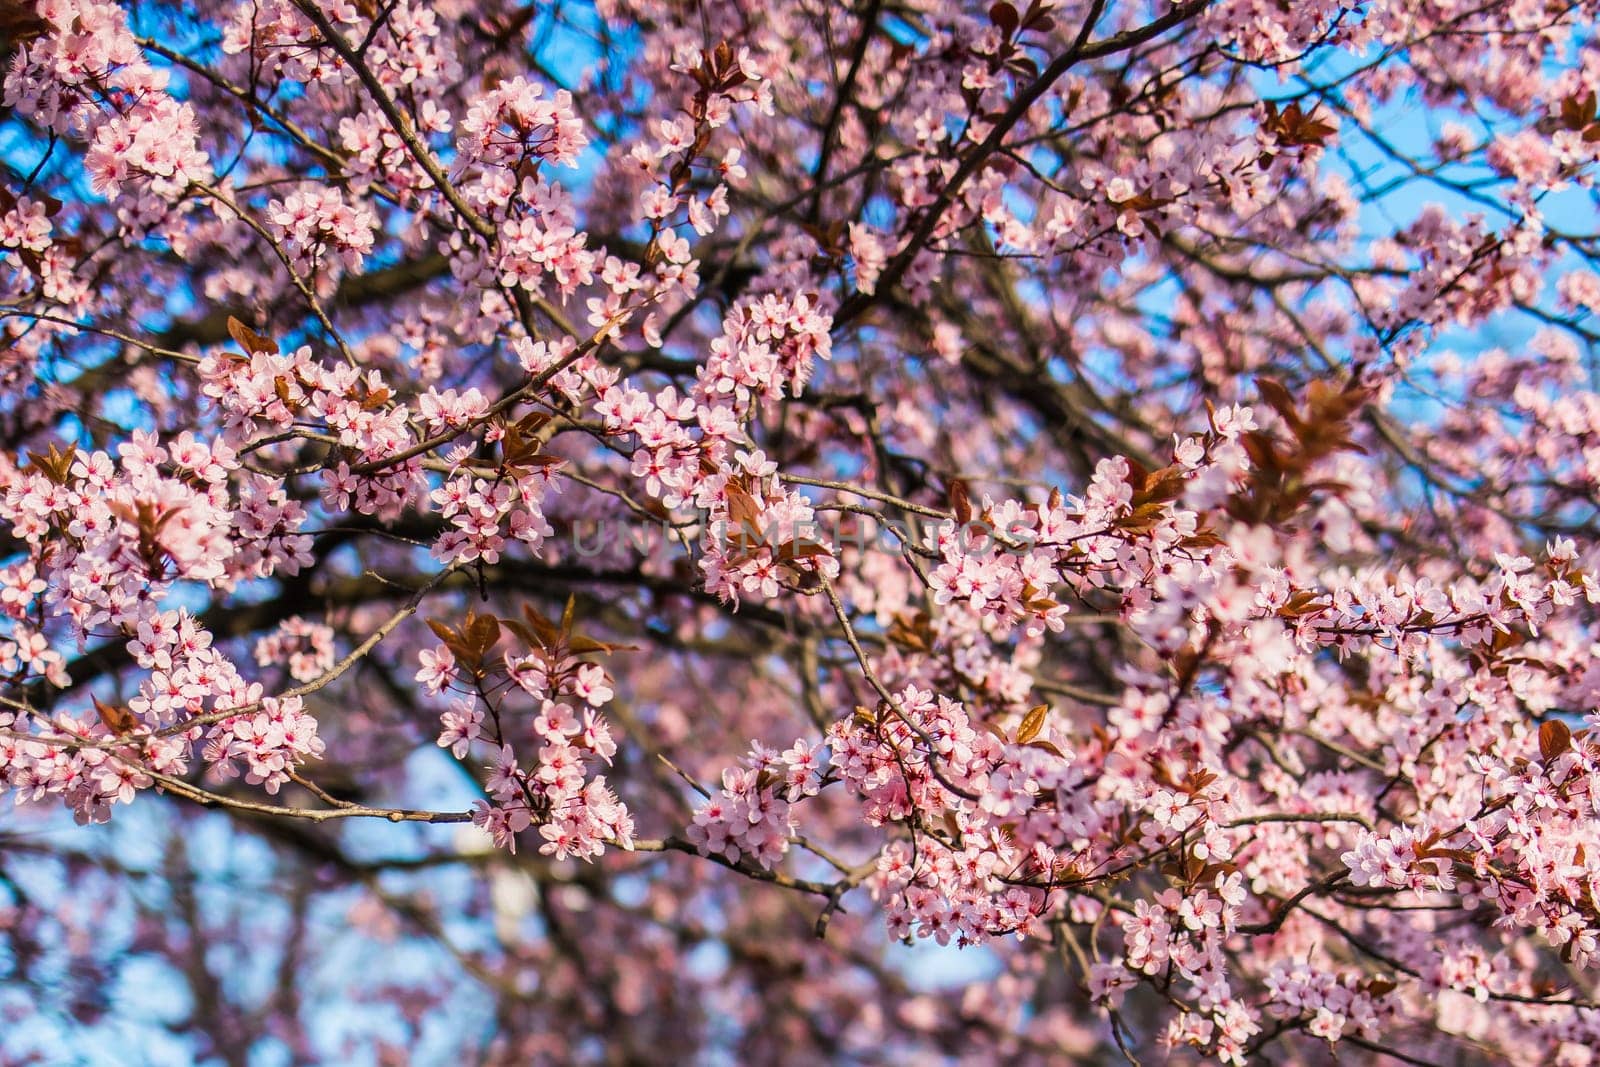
[5,0,1600,1061]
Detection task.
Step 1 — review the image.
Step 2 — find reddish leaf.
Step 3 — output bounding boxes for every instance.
[1540,719,1572,762]
[520,603,562,649]
[227,316,277,357]
[1134,465,1188,506]
[461,609,501,664]
[775,539,833,562]
[94,696,139,736]
[1561,91,1598,131]
[568,635,638,655]
[725,483,764,532]
[989,1,1019,36]
[942,809,963,839]
[1016,704,1048,745]
[1255,377,1299,428]
[948,478,972,524]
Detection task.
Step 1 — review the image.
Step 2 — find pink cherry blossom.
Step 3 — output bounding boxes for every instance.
[6,0,1600,1063]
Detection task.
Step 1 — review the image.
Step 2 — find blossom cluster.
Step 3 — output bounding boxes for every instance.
[417,612,632,859]
[686,737,828,869]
